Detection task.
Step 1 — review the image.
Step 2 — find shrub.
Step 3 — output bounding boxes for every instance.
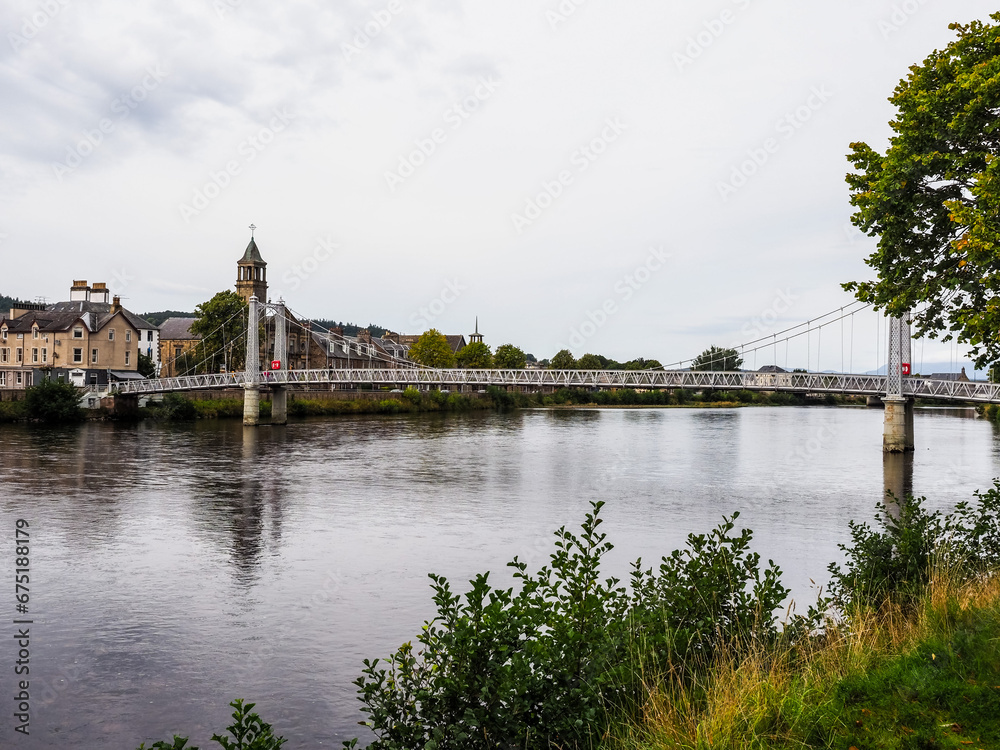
[351,503,792,748]
[23,378,83,423]
[828,482,1000,609]
[137,698,285,750]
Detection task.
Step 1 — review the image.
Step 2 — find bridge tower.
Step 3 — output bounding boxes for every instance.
[883,314,914,452]
[271,298,288,425]
[243,294,261,426]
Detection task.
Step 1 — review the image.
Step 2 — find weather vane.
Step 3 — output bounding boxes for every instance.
[249,223,256,237]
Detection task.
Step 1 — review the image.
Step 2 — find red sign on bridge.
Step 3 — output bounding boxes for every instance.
[271,360,281,370]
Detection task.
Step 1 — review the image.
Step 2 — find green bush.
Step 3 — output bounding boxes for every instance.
[23,378,83,423]
[137,698,285,750]
[351,503,793,748]
[828,482,1000,609]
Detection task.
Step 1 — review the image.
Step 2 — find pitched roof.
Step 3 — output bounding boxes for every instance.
[48,301,157,331]
[159,317,200,340]
[240,237,266,265]
[2,310,91,333]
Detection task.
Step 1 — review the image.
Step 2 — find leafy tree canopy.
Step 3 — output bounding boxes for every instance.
[456,341,493,368]
[139,310,195,327]
[494,343,527,369]
[190,291,249,374]
[137,351,157,378]
[409,329,456,368]
[623,358,663,370]
[844,14,1000,368]
[549,349,577,369]
[25,378,82,423]
[692,346,743,371]
[577,353,606,370]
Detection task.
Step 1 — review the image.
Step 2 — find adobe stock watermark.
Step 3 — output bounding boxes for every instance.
[739,289,799,342]
[51,64,168,182]
[178,108,296,222]
[409,279,466,330]
[546,0,588,31]
[8,0,69,52]
[673,0,754,71]
[555,245,671,351]
[878,0,931,39]
[341,0,404,63]
[384,76,501,192]
[510,117,626,234]
[716,85,833,202]
[213,0,241,20]
[268,235,338,300]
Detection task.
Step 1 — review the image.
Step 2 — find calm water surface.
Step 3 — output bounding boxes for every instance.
[0,406,998,747]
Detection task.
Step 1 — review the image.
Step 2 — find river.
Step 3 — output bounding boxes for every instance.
[0,405,997,747]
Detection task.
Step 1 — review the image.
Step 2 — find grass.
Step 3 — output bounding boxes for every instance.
[609,570,1000,750]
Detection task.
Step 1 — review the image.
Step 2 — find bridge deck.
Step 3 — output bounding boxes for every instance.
[113,369,1000,404]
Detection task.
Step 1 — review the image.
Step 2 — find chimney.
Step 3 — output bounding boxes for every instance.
[70,280,90,302]
[111,295,122,313]
[332,326,344,337]
[357,329,371,343]
[91,282,110,304]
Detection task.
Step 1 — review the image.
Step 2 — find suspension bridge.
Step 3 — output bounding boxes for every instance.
[112,294,999,452]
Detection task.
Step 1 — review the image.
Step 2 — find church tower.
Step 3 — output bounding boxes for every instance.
[236,228,268,303]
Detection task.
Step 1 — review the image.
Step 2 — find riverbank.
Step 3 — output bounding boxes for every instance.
[0,386,872,423]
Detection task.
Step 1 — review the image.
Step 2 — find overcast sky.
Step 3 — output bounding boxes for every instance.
[2,1,995,371]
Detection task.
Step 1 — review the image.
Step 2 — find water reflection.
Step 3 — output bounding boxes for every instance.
[1,407,999,748]
[882,451,914,516]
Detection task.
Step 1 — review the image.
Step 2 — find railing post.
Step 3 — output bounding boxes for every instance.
[882,313,914,452]
[243,295,260,426]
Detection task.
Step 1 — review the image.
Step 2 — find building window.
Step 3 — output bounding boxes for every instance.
[15,372,22,386]
[0,372,5,386]
[0,329,6,340]
[41,348,47,363]
[32,328,38,340]
[91,349,99,364]
[16,348,22,363]
[147,330,153,341]
[73,348,83,363]
[108,329,115,341]
[125,351,131,366]
[31,348,38,363]
[126,330,131,343]
[73,328,83,338]
[174,346,182,359]
[0,349,6,364]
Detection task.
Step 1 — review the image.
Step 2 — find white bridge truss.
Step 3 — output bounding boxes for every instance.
[113,369,1000,404]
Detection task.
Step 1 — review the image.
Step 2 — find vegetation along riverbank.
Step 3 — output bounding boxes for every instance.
[138,482,1000,749]
[0,380,875,424]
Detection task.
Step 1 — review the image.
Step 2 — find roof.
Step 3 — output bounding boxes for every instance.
[159,317,200,340]
[928,372,970,382]
[48,301,157,331]
[757,365,787,373]
[444,335,467,353]
[239,237,266,265]
[2,310,92,333]
[110,370,145,380]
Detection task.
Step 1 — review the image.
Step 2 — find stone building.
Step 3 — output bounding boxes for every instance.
[0,292,143,391]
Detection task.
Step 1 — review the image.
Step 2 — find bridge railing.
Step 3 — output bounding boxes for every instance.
[109,369,1000,403]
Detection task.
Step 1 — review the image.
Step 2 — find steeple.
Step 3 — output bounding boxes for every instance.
[469,317,483,344]
[236,226,268,303]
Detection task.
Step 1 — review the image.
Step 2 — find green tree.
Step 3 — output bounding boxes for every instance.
[455,341,493,368]
[692,346,743,371]
[493,343,527,369]
[24,377,82,423]
[137,351,156,378]
[844,14,1000,369]
[190,291,249,374]
[408,329,456,368]
[550,349,577,369]
[577,353,607,370]
[624,358,662,370]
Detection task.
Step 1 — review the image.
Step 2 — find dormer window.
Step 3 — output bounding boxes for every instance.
[32,327,38,340]
[73,327,83,339]
[108,328,115,341]
[1,328,6,340]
